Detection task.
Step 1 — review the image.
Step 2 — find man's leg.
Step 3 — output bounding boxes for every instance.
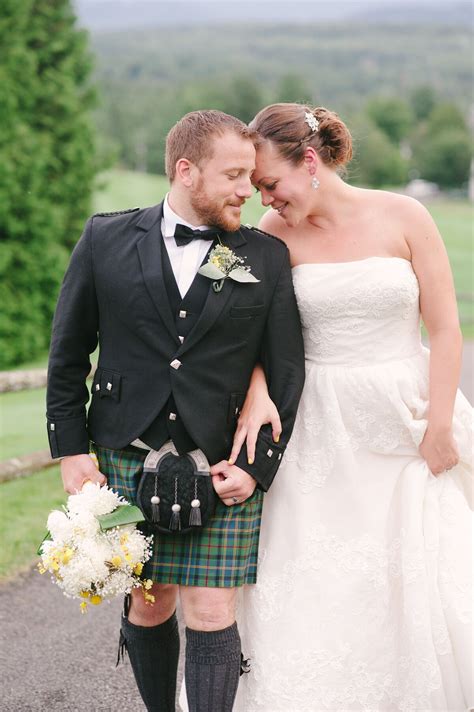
[180,586,241,712]
[121,582,179,712]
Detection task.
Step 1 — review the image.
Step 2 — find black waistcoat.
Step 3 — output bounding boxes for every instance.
[139,237,213,453]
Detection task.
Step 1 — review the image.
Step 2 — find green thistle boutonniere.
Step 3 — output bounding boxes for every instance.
[198,242,260,293]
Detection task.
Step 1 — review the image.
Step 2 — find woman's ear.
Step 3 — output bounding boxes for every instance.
[303,146,318,175]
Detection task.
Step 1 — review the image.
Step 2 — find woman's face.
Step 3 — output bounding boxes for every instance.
[252,140,314,227]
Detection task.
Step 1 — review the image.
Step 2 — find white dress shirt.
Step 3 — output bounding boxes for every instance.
[161,194,214,298]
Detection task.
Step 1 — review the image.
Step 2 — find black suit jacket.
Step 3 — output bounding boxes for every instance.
[46,202,305,490]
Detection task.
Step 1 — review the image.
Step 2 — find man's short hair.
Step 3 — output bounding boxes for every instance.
[165,110,256,182]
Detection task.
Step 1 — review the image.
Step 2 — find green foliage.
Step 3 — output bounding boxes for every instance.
[275,74,313,104]
[410,101,472,188]
[410,86,437,121]
[91,22,471,176]
[0,0,98,368]
[415,130,472,189]
[366,96,413,144]
[424,102,468,135]
[350,118,409,187]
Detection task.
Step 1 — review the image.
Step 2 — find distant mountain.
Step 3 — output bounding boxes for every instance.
[73,0,472,33]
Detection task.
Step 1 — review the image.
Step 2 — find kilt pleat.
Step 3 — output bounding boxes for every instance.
[92,444,263,587]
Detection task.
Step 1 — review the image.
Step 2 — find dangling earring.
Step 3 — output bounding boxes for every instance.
[311,176,320,190]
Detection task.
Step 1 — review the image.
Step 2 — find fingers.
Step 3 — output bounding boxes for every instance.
[61,454,107,493]
[271,412,282,444]
[210,460,231,477]
[228,425,247,466]
[428,455,459,476]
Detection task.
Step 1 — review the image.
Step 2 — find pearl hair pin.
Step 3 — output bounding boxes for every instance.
[304,111,320,133]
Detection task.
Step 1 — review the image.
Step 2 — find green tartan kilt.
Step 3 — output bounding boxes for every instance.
[92,444,264,588]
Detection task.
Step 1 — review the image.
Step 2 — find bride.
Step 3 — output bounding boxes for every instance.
[230,104,472,711]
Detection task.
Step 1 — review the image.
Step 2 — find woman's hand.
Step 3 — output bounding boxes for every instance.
[419,425,459,475]
[229,366,281,466]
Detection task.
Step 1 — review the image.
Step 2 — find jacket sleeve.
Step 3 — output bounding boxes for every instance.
[46,218,99,458]
[235,247,305,490]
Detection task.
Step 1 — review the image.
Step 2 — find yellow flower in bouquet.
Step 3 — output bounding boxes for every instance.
[38,481,153,613]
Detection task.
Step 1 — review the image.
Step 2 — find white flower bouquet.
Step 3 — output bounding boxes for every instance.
[38,480,154,613]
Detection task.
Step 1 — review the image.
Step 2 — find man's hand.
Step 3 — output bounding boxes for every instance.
[61,454,107,494]
[210,461,257,506]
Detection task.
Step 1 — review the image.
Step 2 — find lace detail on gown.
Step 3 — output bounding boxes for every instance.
[235,258,473,712]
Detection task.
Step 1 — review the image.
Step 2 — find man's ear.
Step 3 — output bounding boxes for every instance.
[303,147,318,175]
[175,158,196,187]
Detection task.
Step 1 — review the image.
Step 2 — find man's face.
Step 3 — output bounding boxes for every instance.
[190,131,256,231]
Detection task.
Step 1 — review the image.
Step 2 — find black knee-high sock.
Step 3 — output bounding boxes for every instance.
[120,611,179,712]
[185,622,241,712]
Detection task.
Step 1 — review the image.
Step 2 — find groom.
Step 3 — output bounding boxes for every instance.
[46,110,305,711]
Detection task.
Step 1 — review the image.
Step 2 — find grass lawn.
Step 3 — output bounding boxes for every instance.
[1,171,472,578]
[425,199,473,337]
[0,466,65,582]
[0,387,48,460]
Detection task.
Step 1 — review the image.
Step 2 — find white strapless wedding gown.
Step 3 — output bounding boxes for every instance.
[234,257,473,712]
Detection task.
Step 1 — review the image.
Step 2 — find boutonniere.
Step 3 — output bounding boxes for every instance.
[198,241,260,293]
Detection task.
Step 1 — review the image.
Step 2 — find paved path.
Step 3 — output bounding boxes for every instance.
[1,345,472,711]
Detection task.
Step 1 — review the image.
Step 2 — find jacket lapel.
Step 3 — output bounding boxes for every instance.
[177,228,248,356]
[136,202,179,343]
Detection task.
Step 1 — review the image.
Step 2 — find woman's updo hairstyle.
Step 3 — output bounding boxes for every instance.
[249,103,353,170]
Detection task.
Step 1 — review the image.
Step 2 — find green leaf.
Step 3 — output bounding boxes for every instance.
[37,530,52,556]
[228,267,260,283]
[198,263,226,279]
[98,505,145,530]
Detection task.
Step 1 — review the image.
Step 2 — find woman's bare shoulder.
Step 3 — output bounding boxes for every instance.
[367,188,430,220]
[258,209,289,240]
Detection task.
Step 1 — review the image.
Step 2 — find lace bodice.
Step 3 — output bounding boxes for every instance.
[292,257,421,366]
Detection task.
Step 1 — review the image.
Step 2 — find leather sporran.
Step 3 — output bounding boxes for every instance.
[136,442,216,535]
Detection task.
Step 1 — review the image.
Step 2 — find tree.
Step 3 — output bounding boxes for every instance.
[366,97,413,145]
[415,130,472,188]
[349,119,409,187]
[0,0,98,367]
[425,102,468,136]
[410,86,437,122]
[275,74,313,105]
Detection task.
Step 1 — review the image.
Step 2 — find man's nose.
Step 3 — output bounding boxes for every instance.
[236,177,253,199]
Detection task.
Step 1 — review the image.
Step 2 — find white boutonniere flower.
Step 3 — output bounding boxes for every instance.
[198,243,260,293]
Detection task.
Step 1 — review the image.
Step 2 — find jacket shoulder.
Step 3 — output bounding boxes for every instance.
[242,224,288,250]
[93,207,140,218]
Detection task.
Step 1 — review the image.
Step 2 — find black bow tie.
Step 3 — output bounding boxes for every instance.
[173,223,220,247]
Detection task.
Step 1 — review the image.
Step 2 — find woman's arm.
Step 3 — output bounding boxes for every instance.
[404,197,461,474]
[228,363,282,466]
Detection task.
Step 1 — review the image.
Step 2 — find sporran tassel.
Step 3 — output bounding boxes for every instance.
[189,478,202,526]
[150,476,160,523]
[169,504,181,531]
[169,477,181,531]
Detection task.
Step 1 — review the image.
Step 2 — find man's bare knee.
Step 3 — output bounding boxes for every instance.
[129,583,178,626]
[180,586,236,631]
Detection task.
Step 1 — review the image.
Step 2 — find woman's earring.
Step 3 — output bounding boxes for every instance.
[311,176,320,190]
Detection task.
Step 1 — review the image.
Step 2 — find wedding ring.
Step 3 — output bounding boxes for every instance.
[232,497,239,504]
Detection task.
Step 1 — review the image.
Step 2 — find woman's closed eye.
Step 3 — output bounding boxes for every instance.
[254,182,277,193]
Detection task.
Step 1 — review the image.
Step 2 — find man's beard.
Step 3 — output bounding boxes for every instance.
[190,180,242,232]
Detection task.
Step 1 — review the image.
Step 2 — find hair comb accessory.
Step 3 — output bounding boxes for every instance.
[304,111,319,133]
